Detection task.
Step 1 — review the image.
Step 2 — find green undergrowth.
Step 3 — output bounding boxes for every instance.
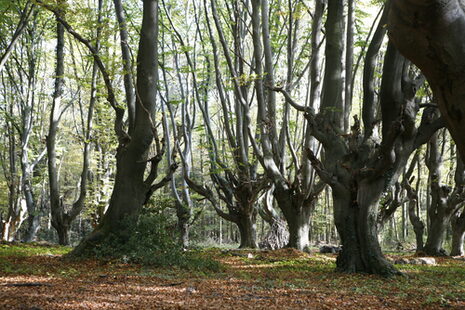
[0,242,70,257]
[73,213,222,273]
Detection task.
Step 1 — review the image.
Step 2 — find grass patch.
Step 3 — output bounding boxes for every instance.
[0,242,70,257]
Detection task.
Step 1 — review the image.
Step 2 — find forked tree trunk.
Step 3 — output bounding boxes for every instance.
[389,1,465,163]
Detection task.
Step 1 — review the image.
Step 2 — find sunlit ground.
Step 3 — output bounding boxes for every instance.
[1,243,464,309]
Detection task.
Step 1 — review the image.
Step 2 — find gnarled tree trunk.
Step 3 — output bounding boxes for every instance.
[389,0,465,163]
[334,179,399,276]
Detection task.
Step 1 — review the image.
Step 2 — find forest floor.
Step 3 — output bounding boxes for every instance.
[0,243,464,309]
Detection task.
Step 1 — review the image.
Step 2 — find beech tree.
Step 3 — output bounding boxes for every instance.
[280,2,443,275]
[389,0,465,161]
[69,0,177,253]
[0,5,47,242]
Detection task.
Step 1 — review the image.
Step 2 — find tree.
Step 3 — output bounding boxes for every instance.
[424,137,465,256]
[0,1,35,73]
[282,1,442,276]
[176,0,269,249]
[249,0,325,251]
[45,0,103,245]
[72,0,176,253]
[389,0,465,162]
[0,4,47,242]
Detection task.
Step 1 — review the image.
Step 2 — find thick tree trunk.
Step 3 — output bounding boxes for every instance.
[334,180,401,276]
[286,210,311,251]
[424,215,450,256]
[450,211,465,256]
[56,221,70,246]
[237,211,258,249]
[275,188,314,251]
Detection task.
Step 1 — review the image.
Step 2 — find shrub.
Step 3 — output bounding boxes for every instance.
[88,208,221,272]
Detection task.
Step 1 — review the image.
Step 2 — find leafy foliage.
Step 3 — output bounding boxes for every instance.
[83,208,221,272]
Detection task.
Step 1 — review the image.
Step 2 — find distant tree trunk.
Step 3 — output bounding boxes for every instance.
[405,174,425,253]
[274,185,316,251]
[47,0,101,246]
[161,31,194,248]
[259,187,289,249]
[423,135,465,256]
[21,11,46,242]
[249,0,324,251]
[1,110,23,241]
[46,0,67,245]
[450,210,465,256]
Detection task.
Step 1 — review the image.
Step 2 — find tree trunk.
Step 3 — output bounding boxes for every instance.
[176,202,190,248]
[450,211,465,256]
[23,212,41,243]
[72,0,172,255]
[237,211,258,249]
[56,221,70,246]
[408,198,425,253]
[424,215,450,256]
[334,179,401,276]
[275,188,314,251]
[47,0,66,245]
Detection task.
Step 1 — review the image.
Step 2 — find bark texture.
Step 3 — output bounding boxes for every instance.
[389,0,465,162]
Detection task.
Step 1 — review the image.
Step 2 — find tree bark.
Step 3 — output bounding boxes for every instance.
[302,2,442,276]
[0,1,34,73]
[334,180,400,276]
[237,210,258,249]
[450,210,465,256]
[274,185,315,251]
[113,0,135,131]
[405,178,425,253]
[423,133,465,256]
[389,0,465,162]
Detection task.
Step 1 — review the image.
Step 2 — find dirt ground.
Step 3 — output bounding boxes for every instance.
[1,246,465,309]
